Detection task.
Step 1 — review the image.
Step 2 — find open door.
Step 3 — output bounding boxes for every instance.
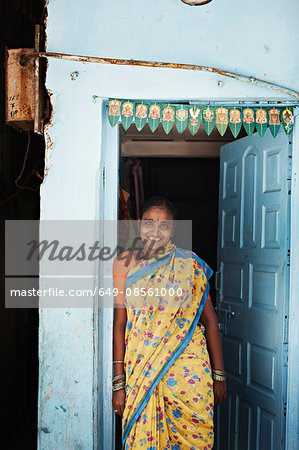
[215,129,291,450]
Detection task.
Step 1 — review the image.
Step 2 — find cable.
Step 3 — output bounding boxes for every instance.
[0,132,43,204]
[14,131,39,192]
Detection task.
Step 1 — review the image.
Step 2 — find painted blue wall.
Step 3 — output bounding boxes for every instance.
[39,1,299,448]
[45,0,299,91]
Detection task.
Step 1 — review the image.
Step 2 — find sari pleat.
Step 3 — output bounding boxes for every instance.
[122,242,214,450]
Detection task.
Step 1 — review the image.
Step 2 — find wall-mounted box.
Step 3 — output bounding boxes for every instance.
[5,48,36,131]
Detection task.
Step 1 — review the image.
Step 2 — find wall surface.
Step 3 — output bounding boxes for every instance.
[45,0,299,93]
[38,79,103,449]
[39,0,299,448]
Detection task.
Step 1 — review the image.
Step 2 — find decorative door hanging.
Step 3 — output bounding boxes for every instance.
[107,99,294,138]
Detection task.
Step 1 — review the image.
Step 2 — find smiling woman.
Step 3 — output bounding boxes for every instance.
[139,200,175,257]
[112,196,226,449]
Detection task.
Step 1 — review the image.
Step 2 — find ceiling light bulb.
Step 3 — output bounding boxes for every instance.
[181,0,212,5]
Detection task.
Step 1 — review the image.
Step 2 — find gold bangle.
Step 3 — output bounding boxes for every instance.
[213,374,226,382]
[113,374,125,382]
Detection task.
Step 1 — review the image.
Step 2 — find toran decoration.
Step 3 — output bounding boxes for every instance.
[215,107,229,136]
[107,99,294,137]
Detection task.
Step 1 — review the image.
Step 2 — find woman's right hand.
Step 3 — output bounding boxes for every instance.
[112,389,126,416]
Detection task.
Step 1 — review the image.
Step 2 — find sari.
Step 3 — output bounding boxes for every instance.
[122,241,214,450]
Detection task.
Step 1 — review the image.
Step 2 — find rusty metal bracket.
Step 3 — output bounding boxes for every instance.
[22,51,299,99]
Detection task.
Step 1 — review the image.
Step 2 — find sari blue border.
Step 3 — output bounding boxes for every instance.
[126,247,175,289]
[175,248,213,280]
[122,252,213,448]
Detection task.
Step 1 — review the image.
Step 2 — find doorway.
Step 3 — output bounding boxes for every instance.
[99,105,292,450]
[118,122,246,297]
[115,122,246,449]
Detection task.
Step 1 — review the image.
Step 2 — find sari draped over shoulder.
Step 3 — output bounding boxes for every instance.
[122,241,214,450]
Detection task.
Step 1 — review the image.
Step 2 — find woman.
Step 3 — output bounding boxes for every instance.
[113,197,226,449]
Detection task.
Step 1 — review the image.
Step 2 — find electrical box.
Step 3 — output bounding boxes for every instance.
[5,48,36,131]
[5,25,47,136]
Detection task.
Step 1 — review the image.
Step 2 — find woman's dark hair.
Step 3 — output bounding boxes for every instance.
[141,196,178,220]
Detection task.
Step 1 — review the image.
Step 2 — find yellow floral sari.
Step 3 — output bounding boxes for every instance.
[122,241,214,450]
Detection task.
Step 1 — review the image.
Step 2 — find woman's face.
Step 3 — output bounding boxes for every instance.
[140,206,174,256]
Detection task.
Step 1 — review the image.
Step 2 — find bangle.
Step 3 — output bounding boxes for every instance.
[113,360,124,364]
[213,369,226,376]
[213,373,226,382]
[113,380,125,388]
[113,381,125,388]
[113,374,125,382]
[112,382,126,392]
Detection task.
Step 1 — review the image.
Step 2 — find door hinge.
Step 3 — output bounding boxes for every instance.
[283,401,287,418]
[287,248,290,267]
[283,314,289,343]
[282,343,288,367]
[283,314,288,367]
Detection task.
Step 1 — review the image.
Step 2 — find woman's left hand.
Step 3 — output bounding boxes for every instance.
[213,380,227,405]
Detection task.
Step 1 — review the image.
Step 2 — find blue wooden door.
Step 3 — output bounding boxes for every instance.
[215,129,290,450]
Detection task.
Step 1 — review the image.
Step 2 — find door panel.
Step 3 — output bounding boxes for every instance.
[216,129,290,450]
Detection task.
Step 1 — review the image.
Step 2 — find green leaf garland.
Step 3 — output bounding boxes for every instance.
[255,108,268,137]
[175,105,189,133]
[106,99,294,138]
[229,107,242,138]
[108,99,121,127]
[161,104,175,134]
[135,101,148,132]
[242,107,255,137]
[202,106,215,136]
[121,100,135,131]
[267,107,281,138]
[215,106,229,136]
[188,105,201,135]
[148,103,161,132]
[281,107,294,136]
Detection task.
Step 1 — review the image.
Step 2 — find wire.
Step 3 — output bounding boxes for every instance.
[0,131,42,205]
[14,131,30,187]
[13,131,39,192]
[21,51,299,99]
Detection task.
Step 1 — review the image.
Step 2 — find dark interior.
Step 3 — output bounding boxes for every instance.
[119,155,220,297]
[116,143,220,449]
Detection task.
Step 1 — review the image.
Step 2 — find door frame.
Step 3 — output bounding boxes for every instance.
[98,101,298,450]
[98,104,120,450]
[286,106,299,449]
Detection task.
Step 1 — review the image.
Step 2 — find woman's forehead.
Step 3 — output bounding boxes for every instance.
[142,206,173,220]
